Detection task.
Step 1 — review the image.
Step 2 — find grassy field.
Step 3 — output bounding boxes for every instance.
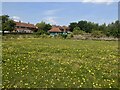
[2,37,119,88]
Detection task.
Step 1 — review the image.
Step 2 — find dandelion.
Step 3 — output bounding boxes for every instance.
[22,67,25,70]
[57,78,60,81]
[88,70,91,73]
[33,82,36,84]
[112,80,115,83]
[73,82,75,84]
[78,80,80,82]
[25,83,28,86]
[20,80,23,83]
[79,85,82,87]
[13,85,17,88]
[71,71,73,74]
[54,73,56,76]
[65,83,67,86]
[81,82,83,85]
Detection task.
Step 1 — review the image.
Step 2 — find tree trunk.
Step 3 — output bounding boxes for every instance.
[2,30,4,36]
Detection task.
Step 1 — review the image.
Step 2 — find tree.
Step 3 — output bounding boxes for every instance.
[73,27,85,35]
[78,21,94,33]
[36,21,52,35]
[1,15,9,23]
[1,15,16,35]
[106,20,120,37]
[36,21,46,30]
[69,22,78,32]
[3,20,16,32]
[44,24,52,32]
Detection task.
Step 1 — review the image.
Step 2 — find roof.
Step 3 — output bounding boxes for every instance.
[51,25,70,32]
[48,27,62,32]
[15,21,37,28]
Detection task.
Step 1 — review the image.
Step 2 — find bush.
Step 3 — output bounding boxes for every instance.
[91,31,105,38]
[34,30,47,35]
[62,34,67,39]
[73,27,85,35]
[66,33,73,39]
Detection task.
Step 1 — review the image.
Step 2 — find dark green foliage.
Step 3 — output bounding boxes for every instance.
[106,20,120,38]
[36,21,52,34]
[73,27,85,35]
[1,15,16,35]
[69,22,78,32]
[3,20,16,32]
[35,30,46,35]
[69,20,119,38]
[66,33,73,39]
[60,34,67,39]
[44,24,52,32]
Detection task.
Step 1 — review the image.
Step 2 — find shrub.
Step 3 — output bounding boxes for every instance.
[61,34,67,39]
[34,30,46,35]
[66,33,73,39]
[73,27,85,35]
[91,31,105,38]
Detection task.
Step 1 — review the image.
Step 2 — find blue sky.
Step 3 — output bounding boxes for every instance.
[2,2,118,26]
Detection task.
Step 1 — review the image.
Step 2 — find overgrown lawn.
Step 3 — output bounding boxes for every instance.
[2,37,119,88]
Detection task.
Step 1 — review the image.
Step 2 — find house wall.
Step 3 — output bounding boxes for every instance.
[50,32,63,36]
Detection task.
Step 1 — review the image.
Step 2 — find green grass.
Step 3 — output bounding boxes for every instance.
[2,37,119,88]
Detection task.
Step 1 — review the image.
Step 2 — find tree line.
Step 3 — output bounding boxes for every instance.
[69,20,120,38]
[0,15,119,38]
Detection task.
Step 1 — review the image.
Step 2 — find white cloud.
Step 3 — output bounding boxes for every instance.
[81,0,118,5]
[11,16,20,21]
[43,16,58,25]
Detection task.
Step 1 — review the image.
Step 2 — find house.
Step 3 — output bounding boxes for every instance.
[14,21,38,33]
[48,25,70,36]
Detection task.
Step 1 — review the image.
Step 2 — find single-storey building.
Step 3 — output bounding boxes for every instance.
[48,25,70,36]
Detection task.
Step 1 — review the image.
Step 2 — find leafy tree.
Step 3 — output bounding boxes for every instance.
[3,20,16,32]
[73,27,84,35]
[99,23,107,34]
[44,24,52,32]
[69,22,78,32]
[106,20,119,37]
[1,15,16,35]
[36,21,52,34]
[78,21,95,33]
[35,30,46,35]
[69,20,119,38]
[1,15,9,23]
[36,21,46,30]
[77,20,87,31]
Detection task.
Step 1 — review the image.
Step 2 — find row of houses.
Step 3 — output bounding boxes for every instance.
[12,21,70,36]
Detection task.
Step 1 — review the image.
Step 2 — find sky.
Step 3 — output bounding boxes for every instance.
[2,1,119,26]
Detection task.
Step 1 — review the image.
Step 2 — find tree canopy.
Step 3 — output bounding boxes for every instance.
[69,20,119,38]
[35,21,52,35]
[1,15,16,34]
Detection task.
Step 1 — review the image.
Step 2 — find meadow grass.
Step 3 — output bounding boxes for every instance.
[2,37,119,88]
